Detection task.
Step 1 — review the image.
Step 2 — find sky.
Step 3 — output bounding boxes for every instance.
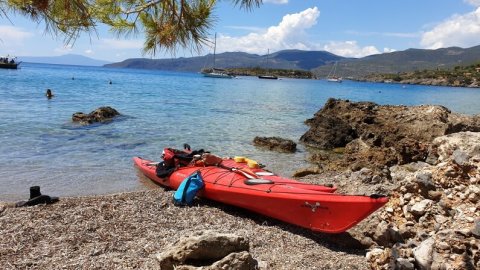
[1,0,480,62]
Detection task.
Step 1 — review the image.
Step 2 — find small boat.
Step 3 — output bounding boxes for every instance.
[0,57,21,69]
[133,153,388,233]
[258,75,278,80]
[327,61,342,82]
[202,68,235,79]
[201,33,235,79]
[258,49,278,80]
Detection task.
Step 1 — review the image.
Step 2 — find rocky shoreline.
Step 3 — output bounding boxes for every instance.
[354,76,480,88]
[1,99,479,269]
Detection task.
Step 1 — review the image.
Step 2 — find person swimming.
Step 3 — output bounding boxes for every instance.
[46,89,54,99]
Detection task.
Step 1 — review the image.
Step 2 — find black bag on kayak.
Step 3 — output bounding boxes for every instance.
[173,171,204,206]
[155,161,175,178]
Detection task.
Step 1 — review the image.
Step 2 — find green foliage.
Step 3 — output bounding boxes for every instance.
[226,67,314,79]
[1,0,262,56]
[370,62,480,87]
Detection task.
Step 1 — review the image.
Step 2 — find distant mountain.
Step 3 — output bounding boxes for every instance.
[313,45,480,78]
[104,50,345,72]
[104,45,480,78]
[20,54,111,66]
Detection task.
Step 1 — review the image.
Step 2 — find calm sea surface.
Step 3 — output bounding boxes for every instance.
[1,63,479,201]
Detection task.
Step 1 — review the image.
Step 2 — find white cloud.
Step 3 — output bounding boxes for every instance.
[0,25,33,46]
[215,7,319,54]
[101,38,143,49]
[420,7,480,49]
[383,48,396,53]
[465,0,480,7]
[264,0,289,4]
[85,49,94,55]
[323,41,382,58]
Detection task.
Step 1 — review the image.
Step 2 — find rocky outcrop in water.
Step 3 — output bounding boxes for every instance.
[253,136,297,153]
[72,106,120,125]
[300,98,480,172]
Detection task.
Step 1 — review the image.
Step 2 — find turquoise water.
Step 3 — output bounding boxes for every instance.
[1,63,479,201]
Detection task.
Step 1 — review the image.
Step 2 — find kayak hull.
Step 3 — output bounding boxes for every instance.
[133,157,388,233]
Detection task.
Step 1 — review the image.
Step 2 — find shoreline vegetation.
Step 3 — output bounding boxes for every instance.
[355,62,480,88]
[205,67,316,79]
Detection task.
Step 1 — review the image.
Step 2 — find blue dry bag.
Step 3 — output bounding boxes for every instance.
[173,171,204,206]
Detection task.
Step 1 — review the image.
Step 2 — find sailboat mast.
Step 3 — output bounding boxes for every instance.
[213,33,217,69]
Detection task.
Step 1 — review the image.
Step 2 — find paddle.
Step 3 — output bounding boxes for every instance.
[217,163,258,179]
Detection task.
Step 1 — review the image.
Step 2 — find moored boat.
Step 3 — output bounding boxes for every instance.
[133,151,388,233]
[0,58,21,69]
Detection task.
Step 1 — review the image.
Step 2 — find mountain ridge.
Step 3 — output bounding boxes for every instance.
[19,54,111,66]
[104,45,480,78]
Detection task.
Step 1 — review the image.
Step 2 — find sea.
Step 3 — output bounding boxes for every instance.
[1,62,479,202]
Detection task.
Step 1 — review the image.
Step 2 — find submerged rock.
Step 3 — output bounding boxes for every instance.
[253,136,297,153]
[72,106,120,125]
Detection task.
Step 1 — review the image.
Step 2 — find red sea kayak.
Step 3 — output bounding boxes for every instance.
[133,156,388,233]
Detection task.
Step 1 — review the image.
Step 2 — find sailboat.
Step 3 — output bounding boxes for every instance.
[258,49,278,80]
[327,61,342,82]
[201,33,235,79]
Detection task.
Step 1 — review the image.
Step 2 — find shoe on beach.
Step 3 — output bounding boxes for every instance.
[15,186,59,207]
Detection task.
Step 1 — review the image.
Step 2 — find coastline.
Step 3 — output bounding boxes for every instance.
[0,187,368,269]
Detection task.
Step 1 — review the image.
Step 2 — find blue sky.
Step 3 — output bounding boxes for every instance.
[1,0,480,62]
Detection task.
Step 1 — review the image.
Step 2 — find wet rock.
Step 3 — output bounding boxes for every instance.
[72,106,120,125]
[155,231,254,270]
[292,166,320,177]
[253,136,297,153]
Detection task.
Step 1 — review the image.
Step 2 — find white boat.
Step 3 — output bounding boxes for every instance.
[201,33,235,79]
[258,49,278,80]
[327,61,342,82]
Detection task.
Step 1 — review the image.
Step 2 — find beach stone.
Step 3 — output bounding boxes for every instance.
[206,251,257,270]
[350,167,374,183]
[413,237,435,270]
[72,106,120,125]
[430,131,480,162]
[410,199,433,217]
[252,136,297,153]
[396,258,415,270]
[472,218,480,237]
[452,149,470,166]
[155,231,252,270]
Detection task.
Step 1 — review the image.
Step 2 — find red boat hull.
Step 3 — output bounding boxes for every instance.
[133,157,388,233]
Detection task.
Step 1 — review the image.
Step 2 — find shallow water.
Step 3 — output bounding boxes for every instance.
[1,63,479,201]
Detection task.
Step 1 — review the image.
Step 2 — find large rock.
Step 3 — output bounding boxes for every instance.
[155,230,256,270]
[301,99,480,170]
[72,106,120,125]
